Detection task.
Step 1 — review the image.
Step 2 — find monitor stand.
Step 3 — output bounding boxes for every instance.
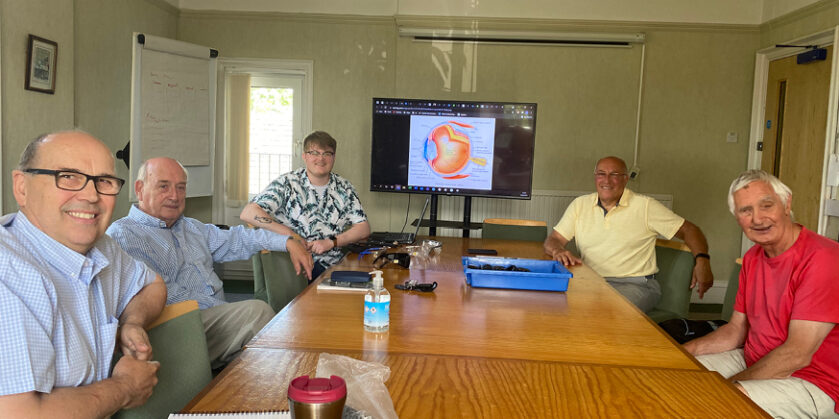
[427,194,472,238]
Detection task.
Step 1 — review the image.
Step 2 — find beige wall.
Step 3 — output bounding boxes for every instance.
[640,28,758,287]
[178,12,397,226]
[178,12,760,295]
[1,0,75,213]
[74,0,178,220]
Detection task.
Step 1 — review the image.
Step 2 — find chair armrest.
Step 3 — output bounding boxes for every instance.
[655,238,691,253]
[146,300,200,330]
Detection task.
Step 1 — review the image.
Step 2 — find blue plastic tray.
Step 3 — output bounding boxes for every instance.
[462,256,572,292]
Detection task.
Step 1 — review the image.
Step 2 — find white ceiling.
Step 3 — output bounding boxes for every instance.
[170,0,820,25]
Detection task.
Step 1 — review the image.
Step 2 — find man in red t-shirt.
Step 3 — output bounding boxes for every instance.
[684,170,839,418]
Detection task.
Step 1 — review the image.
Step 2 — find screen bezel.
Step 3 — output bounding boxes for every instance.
[369,97,537,200]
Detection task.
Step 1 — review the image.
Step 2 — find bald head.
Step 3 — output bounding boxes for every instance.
[594,156,628,173]
[18,130,115,171]
[12,130,119,253]
[593,156,629,207]
[135,157,188,228]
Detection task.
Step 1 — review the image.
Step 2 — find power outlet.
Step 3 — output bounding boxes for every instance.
[726,131,738,143]
[629,166,640,180]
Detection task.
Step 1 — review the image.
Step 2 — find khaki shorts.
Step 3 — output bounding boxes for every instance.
[697,349,838,418]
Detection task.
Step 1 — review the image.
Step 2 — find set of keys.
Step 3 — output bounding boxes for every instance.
[394,280,438,292]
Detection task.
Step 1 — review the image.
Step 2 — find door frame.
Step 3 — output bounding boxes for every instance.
[212,58,313,224]
[745,27,839,253]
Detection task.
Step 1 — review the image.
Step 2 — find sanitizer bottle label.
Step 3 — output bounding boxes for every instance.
[364,300,390,327]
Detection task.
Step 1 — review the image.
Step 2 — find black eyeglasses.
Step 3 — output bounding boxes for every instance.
[24,168,125,196]
[594,171,627,180]
[305,150,335,158]
[373,252,411,269]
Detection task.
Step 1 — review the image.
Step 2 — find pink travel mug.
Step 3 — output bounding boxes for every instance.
[287,375,347,419]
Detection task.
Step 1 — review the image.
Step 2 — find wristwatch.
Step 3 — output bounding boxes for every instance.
[332,237,339,248]
[694,253,710,261]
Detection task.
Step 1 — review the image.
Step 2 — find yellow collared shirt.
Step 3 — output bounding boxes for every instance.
[554,189,684,278]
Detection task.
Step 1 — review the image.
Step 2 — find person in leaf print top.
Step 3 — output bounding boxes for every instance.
[241,131,370,280]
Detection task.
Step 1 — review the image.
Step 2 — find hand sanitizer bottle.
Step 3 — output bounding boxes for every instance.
[364,270,390,332]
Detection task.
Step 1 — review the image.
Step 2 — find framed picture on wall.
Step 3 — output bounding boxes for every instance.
[25,35,58,94]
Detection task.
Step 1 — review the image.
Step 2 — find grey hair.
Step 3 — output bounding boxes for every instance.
[727,169,792,214]
[18,129,101,170]
[136,158,189,183]
[17,133,51,170]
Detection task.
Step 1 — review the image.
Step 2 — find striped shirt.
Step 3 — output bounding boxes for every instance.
[0,212,156,396]
[107,205,291,309]
[251,167,368,268]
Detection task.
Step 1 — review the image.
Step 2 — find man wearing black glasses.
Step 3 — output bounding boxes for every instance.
[544,156,713,313]
[0,131,167,416]
[241,131,370,280]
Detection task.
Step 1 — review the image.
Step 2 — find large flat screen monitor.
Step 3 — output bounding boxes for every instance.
[370,97,537,199]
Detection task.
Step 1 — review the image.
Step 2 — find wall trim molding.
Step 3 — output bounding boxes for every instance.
[144,0,180,16]
[395,15,759,33]
[179,10,393,25]
[761,0,839,30]
[178,10,759,33]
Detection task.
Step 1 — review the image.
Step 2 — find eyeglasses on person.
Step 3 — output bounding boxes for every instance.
[23,168,126,195]
[593,171,627,180]
[305,150,335,158]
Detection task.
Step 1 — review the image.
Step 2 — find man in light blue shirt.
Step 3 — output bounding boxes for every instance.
[0,131,167,417]
[108,157,312,368]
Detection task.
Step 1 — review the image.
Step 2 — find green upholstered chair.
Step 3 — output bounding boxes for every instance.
[252,250,309,313]
[721,258,742,322]
[482,218,548,242]
[646,239,695,323]
[114,300,212,419]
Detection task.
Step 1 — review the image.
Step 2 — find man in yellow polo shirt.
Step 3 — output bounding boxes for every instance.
[544,156,713,312]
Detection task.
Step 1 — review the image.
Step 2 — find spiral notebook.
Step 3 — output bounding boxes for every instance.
[168,413,289,418]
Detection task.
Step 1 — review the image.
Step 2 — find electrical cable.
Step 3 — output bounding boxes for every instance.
[399,194,412,233]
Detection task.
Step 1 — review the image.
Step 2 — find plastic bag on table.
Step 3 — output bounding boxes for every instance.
[316,353,398,419]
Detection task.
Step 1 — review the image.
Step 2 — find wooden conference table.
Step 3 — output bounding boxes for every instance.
[184,237,767,417]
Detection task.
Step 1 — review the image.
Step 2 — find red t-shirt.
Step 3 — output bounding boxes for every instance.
[735,226,839,412]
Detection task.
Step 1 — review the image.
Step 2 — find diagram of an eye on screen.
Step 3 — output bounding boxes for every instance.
[408,116,495,190]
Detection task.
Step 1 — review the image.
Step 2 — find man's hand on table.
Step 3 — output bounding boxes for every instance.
[551,249,582,266]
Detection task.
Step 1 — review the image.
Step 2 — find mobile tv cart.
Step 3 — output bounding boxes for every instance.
[411,195,482,238]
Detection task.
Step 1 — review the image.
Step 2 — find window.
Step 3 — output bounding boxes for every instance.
[249,75,302,196]
[214,59,312,226]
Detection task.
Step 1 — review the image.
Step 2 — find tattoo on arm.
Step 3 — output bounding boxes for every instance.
[254,216,274,224]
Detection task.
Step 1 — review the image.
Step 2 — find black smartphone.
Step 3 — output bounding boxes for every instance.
[467,248,498,255]
[330,270,371,283]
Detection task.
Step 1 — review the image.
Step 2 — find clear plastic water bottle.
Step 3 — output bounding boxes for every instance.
[364,270,390,332]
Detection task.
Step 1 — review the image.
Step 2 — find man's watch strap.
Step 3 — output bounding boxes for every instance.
[332,237,339,248]
[694,253,710,261]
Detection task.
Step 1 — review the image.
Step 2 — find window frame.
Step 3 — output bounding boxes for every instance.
[213,58,313,225]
